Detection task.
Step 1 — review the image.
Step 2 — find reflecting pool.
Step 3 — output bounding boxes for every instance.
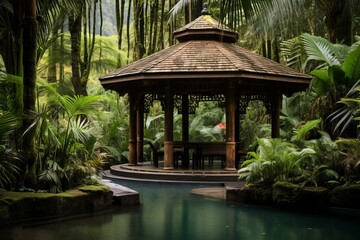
[1,180,359,240]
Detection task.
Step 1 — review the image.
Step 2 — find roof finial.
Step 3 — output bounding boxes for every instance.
[201,3,209,15]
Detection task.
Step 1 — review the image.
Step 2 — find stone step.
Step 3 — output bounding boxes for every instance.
[101,179,140,206]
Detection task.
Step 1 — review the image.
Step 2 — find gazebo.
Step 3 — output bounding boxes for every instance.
[100,7,311,171]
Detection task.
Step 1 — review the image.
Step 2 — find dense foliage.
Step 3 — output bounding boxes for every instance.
[0,0,360,192]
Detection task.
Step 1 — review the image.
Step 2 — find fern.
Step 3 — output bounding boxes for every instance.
[280,36,303,71]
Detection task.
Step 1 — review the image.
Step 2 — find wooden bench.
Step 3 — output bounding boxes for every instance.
[193,142,226,169]
[145,141,163,168]
[145,141,184,168]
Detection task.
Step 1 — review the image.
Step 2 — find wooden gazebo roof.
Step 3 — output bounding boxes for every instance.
[100,14,311,94]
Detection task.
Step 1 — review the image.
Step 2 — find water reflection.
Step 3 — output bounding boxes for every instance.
[1,181,359,240]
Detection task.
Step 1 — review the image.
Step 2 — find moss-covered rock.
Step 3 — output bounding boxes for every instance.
[272,182,328,210]
[297,186,329,209]
[231,184,272,204]
[0,185,113,225]
[272,182,300,205]
[330,184,360,210]
[227,182,360,211]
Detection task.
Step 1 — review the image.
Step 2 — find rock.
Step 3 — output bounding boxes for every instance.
[272,182,328,210]
[330,184,360,210]
[0,185,113,225]
[226,184,272,204]
[100,179,140,206]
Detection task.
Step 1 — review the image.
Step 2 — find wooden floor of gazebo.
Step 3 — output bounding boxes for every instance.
[105,161,239,183]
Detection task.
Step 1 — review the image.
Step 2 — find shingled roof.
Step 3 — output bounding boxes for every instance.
[100,14,311,91]
[173,14,238,43]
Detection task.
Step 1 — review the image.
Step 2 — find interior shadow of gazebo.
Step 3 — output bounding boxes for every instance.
[100,7,311,176]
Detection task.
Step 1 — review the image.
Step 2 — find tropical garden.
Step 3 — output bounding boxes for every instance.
[0,0,360,203]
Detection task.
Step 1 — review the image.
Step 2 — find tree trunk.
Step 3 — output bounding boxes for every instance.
[22,0,37,188]
[151,0,159,54]
[47,28,58,83]
[133,0,146,59]
[59,24,65,84]
[127,0,132,63]
[325,0,353,45]
[147,2,154,55]
[158,0,165,49]
[0,1,23,76]
[82,1,97,84]
[69,8,87,96]
[116,0,121,48]
[83,4,88,76]
[99,0,103,62]
[116,0,125,66]
[119,0,125,50]
[192,0,203,20]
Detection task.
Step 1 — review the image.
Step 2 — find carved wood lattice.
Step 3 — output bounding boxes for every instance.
[238,94,272,114]
[143,94,226,114]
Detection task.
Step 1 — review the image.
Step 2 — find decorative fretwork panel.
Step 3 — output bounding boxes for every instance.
[144,93,228,114]
[188,94,225,113]
[144,94,164,113]
[174,95,183,113]
[238,94,272,114]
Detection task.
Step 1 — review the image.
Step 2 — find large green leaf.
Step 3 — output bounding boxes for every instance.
[310,69,331,84]
[342,45,360,86]
[302,33,340,68]
[293,119,321,141]
[329,65,346,85]
[310,69,330,95]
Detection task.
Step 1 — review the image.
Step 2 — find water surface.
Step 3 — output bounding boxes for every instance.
[2,180,359,240]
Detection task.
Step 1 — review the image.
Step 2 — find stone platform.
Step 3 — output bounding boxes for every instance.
[100,179,140,206]
[106,162,239,183]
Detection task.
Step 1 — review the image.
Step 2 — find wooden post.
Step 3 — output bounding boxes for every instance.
[234,96,240,168]
[128,90,137,165]
[225,81,236,170]
[137,96,144,162]
[182,94,189,168]
[271,93,282,138]
[164,85,174,170]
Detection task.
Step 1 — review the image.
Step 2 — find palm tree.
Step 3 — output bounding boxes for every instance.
[33,81,107,191]
[248,0,356,45]
[0,0,81,187]
[168,0,356,64]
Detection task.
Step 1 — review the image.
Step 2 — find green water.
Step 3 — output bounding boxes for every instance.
[2,180,359,240]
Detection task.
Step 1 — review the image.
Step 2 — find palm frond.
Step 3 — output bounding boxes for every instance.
[301,33,341,68]
[168,0,191,22]
[39,160,64,193]
[328,80,360,136]
[63,95,106,118]
[0,146,22,190]
[0,0,12,13]
[280,36,304,71]
[0,112,20,141]
[69,117,91,143]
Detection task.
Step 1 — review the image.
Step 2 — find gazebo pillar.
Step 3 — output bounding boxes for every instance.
[235,98,240,167]
[128,89,137,165]
[163,85,174,170]
[225,81,236,170]
[182,94,189,168]
[136,96,144,162]
[271,92,282,138]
